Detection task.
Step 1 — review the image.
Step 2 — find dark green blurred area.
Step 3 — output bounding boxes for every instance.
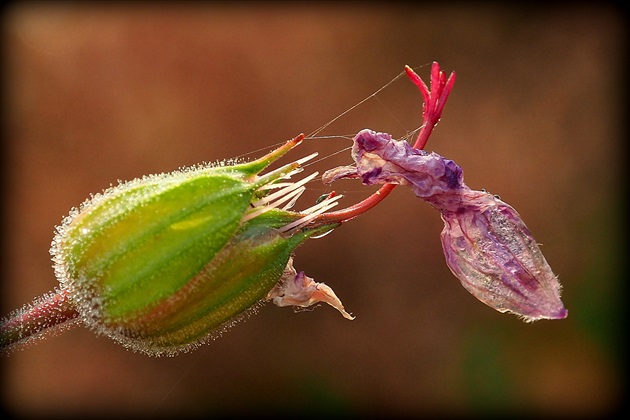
[1,2,625,417]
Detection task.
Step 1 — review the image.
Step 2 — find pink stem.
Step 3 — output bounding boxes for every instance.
[317,183,397,223]
[1,288,79,352]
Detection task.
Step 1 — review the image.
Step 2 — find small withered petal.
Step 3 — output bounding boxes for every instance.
[266,257,355,320]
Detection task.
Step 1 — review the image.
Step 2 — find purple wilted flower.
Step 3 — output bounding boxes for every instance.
[324,129,567,321]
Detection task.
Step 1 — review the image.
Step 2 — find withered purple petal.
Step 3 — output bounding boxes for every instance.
[327,128,567,321]
[349,129,465,200]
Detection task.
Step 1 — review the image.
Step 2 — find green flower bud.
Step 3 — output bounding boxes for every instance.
[48,135,341,356]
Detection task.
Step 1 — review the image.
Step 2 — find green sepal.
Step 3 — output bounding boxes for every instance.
[115,221,338,354]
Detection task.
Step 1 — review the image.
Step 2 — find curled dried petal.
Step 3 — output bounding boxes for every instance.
[266,258,355,320]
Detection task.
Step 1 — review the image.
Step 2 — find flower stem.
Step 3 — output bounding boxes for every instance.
[1,288,79,353]
[315,183,397,223]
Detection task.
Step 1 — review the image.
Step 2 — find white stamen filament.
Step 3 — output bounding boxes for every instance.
[264,186,306,211]
[242,186,307,223]
[242,169,320,224]
[278,194,342,233]
[281,189,303,210]
[241,151,341,229]
[253,151,317,186]
[294,152,319,166]
[258,182,294,191]
[251,172,318,207]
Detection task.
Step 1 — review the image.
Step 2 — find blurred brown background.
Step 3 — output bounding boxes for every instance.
[1,3,625,417]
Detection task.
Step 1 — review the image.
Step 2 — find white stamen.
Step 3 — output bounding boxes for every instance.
[252,172,318,207]
[266,186,305,211]
[255,152,316,185]
[242,186,308,223]
[278,195,342,233]
[242,171,320,224]
[294,152,319,166]
[281,188,304,210]
[278,166,304,181]
[258,182,295,191]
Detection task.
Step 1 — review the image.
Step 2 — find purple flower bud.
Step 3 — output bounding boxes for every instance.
[324,129,567,321]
